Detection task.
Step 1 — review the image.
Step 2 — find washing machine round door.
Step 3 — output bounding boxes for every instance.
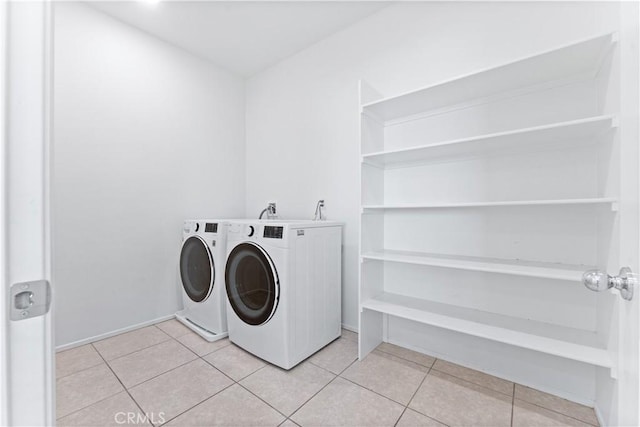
[225,242,279,326]
[180,235,214,303]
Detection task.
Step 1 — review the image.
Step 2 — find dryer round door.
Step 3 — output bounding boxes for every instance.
[225,242,279,326]
[180,235,214,303]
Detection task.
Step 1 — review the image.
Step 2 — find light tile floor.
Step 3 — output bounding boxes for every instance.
[56,319,599,427]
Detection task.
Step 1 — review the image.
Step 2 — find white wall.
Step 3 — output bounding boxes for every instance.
[53,3,245,347]
[246,1,619,332]
[245,0,620,406]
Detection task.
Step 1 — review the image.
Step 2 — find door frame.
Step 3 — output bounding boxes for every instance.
[1,1,54,425]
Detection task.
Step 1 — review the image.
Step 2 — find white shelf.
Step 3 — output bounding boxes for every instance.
[362,33,616,122]
[362,197,618,211]
[361,292,613,368]
[361,250,593,282]
[362,115,616,168]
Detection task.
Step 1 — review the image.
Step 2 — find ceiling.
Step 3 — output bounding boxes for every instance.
[88,1,389,77]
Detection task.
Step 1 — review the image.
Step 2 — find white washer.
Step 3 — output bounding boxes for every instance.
[176,219,229,342]
[225,220,342,369]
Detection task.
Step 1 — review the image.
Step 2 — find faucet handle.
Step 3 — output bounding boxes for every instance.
[267,202,277,219]
[314,199,325,221]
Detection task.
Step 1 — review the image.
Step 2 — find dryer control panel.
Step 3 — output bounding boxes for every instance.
[264,226,284,239]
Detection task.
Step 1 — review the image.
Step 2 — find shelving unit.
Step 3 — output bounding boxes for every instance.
[361,32,616,123]
[361,197,618,211]
[361,250,594,282]
[361,293,613,368]
[358,31,619,375]
[361,115,616,168]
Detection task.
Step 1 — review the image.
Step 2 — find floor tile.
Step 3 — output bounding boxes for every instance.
[203,344,266,381]
[291,377,404,426]
[341,328,358,343]
[515,384,598,425]
[513,399,594,427]
[155,319,192,338]
[279,419,299,427]
[56,344,104,379]
[375,342,435,368]
[129,358,233,422]
[93,326,171,361]
[396,409,447,427]
[241,362,335,416]
[166,384,285,426]
[57,391,151,427]
[341,352,426,405]
[176,331,231,356]
[108,340,197,388]
[308,338,357,375]
[432,359,513,396]
[409,370,512,427]
[372,350,430,374]
[56,364,124,419]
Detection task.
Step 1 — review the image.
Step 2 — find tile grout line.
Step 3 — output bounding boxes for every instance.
[306,352,358,376]
[287,375,341,422]
[512,398,600,427]
[55,360,105,381]
[95,330,212,392]
[56,389,124,422]
[429,365,515,398]
[194,344,298,424]
[382,350,596,426]
[185,337,233,359]
[128,332,236,426]
[389,360,458,427]
[56,329,177,421]
[141,326,237,426]
[93,325,173,362]
[237,382,291,420]
[510,383,515,427]
[514,384,599,426]
[375,346,437,370]
[120,354,200,390]
[60,336,175,420]
[288,358,360,421]
[157,381,237,426]
[394,365,434,427]
[337,375,410,408]
[90,342,149,422]
[63,325,599,427]
[122,335,234,396]
[429,365,514,398]
[378,348,517,400]
[102,331,177,364]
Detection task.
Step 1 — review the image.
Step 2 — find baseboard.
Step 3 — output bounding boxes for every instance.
[341,323,358,333]
[56,314,176,352]
[60,319,357,351]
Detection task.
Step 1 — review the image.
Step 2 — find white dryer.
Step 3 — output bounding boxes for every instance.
[224,220,342,369]
[176,219,229,342]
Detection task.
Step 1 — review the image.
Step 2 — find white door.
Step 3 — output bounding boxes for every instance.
[616,3,640,425]
[1,1,54,425]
